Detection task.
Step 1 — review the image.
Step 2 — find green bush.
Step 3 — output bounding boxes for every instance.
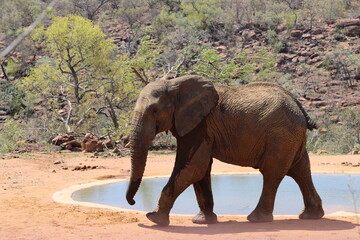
[307,107,360,153]
[0,119,26,153]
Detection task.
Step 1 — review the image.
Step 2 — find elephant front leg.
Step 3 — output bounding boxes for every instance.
[147,137,213,226]
[192,158,217,224]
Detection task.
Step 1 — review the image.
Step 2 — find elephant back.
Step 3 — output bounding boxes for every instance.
[214,83,313,130]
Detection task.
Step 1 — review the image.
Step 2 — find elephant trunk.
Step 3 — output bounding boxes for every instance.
[126,113,154,205]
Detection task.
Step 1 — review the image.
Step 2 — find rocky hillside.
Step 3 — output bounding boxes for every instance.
[102,18,360,113]
[0,12,359,154]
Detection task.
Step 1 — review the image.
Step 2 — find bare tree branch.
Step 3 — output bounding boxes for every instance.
[132,67,149,85]
[0,63,9,81]
[59,86,73,133]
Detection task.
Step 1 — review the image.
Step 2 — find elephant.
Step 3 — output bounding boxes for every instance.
[126,75,324,226]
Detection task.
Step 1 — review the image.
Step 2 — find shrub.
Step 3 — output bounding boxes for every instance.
[0,119,26,153]
[307,107,360,153]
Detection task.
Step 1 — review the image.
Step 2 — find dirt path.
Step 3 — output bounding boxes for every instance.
[1,152,360,240]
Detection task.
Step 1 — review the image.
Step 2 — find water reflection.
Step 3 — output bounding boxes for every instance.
[71,174,360,215]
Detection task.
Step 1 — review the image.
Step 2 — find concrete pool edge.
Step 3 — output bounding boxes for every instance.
[52,171,360,217]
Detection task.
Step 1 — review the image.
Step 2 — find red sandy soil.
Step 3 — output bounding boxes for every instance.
[1,152,360,240]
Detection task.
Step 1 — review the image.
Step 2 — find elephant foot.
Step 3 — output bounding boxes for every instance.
[192,211,218,224]
[299,207,324,219]
[247,209,273,223]
[146,211,170,226]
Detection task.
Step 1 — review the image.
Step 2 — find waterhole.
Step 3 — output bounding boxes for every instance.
[71,174,360,215]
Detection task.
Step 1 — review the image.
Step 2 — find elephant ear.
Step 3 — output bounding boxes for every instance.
[170,76,219,137]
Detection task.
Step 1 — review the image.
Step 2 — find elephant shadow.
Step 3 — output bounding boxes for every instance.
[138,218,359,235]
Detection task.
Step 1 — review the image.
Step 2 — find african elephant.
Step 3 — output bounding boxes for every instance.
[126,75,324,226]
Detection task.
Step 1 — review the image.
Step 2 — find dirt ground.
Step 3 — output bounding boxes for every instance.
[1,152,360,240]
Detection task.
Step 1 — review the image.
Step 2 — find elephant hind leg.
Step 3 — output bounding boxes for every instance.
[192,158,217,224]
[247,174,284,222]
[287,151,324,219]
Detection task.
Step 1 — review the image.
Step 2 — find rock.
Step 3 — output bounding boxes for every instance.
[299,50,310,56]
[81,133,103,152]
[341,161,352,166]
[276,24,287,33]
[298,56,306,63]
[241,29,258,40]
[344,25,360,36]
[334,34,347,41]
[313,34,325,40]
[53,161,62,165]
[60,150,72,153]
[311,101,327,108]
[57,109,67,116]
[216,45,227,53]
[290,30,302,38]
[335,18,360,28]
[73,166,82,171]
[62,139,81,149]
[101,138,115,149]
[302,33,311,39]
[348,150,360,155]
[309,53,319,59]
[312,28,323,35]
[314,61,323,68]
[318,128,328,134]
[50,145,63,152]
[335,18,360,36]
[316,149,329,155]
[62,142,73,150]
[329,115,340,123]
[51,135,75,145]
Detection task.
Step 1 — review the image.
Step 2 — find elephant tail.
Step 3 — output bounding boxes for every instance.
[294,98,318,131]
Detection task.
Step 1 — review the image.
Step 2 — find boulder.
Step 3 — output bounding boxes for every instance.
[290,30,302,38]
[101,138,115,149]
[51,135,75,145]
[318,128,328,134]
[344,25,360,36]
[335,18,360,36]
[241,29,258,40]
[61,140,81,151]
[81,133,103,152]
[335,18,360,28]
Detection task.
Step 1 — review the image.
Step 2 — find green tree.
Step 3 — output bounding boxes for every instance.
[184,47,278,85]
[21,15,159,135]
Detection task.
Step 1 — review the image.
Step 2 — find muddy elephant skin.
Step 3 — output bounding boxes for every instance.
[126,75,324,226]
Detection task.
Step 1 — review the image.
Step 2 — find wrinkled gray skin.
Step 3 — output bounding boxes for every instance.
[126,75,324,226]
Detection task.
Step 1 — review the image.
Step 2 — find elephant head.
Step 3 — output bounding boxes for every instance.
[126,75,219,205]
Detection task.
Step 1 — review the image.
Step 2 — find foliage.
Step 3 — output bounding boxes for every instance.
[1,0,360,152]
[0,119,26,153]
[0,82,34,119]
[181,47,277,85]
[266,30,288,53]
[307,107,360,153]
[324,47,360,87]
[20,15,158,136]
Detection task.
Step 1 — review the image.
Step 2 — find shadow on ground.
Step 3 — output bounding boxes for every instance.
[138,218,358,235]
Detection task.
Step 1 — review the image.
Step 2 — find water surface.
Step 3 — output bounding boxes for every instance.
[72,173,360,215]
